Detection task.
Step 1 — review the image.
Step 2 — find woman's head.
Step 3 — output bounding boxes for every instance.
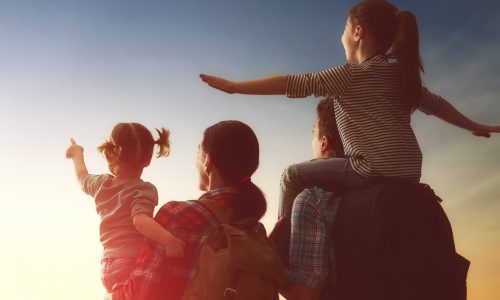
[198,120,266,221]
[98,123,170,174]
[346,0,424,111]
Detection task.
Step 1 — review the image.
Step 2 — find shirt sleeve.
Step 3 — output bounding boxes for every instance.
[286,64,352,99]
[418,86,445,115]
[130,183,159,219]
[80,174,111,197]
[287,189,330,288]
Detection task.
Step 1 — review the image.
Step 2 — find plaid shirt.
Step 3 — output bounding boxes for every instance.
[108,188,238,300]
[288,187,340,288]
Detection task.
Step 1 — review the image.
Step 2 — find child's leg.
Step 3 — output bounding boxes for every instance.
[279,157,368,219]
[101,257,136,293]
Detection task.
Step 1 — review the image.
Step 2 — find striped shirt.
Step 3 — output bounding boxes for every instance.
[81,174,158,259]
[287,55,444,179]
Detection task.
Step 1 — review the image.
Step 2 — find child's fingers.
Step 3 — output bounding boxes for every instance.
[199,73,213,80]
[200,74,221,84]
[70,138,77,145]
[164,247,184,258]
[65,148,73,159]
[473,131,490,138]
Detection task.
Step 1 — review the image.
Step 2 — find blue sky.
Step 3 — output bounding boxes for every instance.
[0,0,499,299]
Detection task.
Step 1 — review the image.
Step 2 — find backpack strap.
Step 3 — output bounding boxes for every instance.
[197,199,230,224]
[224,271,241,300]
[197,199,245,299]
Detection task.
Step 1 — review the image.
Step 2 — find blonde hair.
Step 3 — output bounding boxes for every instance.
[97,123,170,168]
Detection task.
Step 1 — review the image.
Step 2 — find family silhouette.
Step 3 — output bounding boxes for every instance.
[66,1,499,299]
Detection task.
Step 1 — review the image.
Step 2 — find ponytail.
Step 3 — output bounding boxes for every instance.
[349,1,424,112]
[390,11,424,112]
[155,127,171,157]
[231,180,267,222]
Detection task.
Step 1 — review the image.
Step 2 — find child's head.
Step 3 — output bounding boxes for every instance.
[98,123,170,174]
[313,98,344,159]
[345,0,423,111]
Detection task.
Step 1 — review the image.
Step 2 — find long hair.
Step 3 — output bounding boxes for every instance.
[349,0,424,111]
[202,120,267,222]
[97,123,170,169]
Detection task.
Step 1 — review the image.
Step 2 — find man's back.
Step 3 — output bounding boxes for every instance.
[288,187,340,299]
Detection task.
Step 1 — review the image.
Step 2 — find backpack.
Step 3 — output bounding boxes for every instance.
[182,199,287,300]
[270,183,470,300]
[335,182,470,300]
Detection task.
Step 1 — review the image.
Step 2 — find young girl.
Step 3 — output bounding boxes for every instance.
[65,122,185,293]
[200,0,500,219]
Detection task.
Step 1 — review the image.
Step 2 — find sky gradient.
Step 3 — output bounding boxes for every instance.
[1,0,499,299]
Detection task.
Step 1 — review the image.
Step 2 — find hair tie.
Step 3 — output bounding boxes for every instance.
[239,176,251,184]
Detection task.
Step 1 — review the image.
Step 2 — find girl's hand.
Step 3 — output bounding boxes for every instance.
[472,125,500,138]
[199,74,236,94]
[163,236,186,258]
[66,138,84,159]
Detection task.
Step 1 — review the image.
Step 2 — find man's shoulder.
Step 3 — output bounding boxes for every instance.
[294,187,340,219]
[156,200,217,229]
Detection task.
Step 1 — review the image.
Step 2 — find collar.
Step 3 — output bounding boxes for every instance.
[198,188,237,209]
[199,187,237,199]
[347,54,388,66]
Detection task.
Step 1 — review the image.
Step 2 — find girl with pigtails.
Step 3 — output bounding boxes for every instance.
[65,123,185,295]
[200,0,500,220]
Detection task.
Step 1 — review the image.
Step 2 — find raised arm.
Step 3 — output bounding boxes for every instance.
[133,214,185,257]
[65,138,89,182]
[434,99,500,138]
[199,74,287,95]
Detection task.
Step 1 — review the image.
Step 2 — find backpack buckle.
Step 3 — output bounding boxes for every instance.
[224,287,237,299]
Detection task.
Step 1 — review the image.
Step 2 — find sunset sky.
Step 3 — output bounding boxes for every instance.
[1,0,499,299]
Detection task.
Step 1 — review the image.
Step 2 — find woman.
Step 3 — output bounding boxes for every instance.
[108,120,269,300]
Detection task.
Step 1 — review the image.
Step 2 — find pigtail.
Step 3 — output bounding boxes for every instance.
[390,10,424,112]
[155,128,171,158]
[97,139,121,163]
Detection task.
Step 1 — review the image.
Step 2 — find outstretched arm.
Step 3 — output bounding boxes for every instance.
[434,99,500,138]
[199,74,287,95]
[133,214,185,257]
[65,138,89,182]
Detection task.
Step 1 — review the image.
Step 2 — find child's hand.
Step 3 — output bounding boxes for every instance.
[163,236,186,258]
[472,125,500,138]
[66,138,84,159]
[200,74,236,94]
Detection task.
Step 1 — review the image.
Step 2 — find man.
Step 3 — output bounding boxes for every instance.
[281,97,344,299]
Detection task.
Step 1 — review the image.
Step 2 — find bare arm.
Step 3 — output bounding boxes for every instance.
[133,214,185,257]
[65,138,89,182]
[434,99,500,138]
[199,74,287,95]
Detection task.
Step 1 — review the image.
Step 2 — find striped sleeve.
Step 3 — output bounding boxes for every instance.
[286,64,352,98]
[130,183,159,219]
[418,86,445,115]
[81,174,110,197]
